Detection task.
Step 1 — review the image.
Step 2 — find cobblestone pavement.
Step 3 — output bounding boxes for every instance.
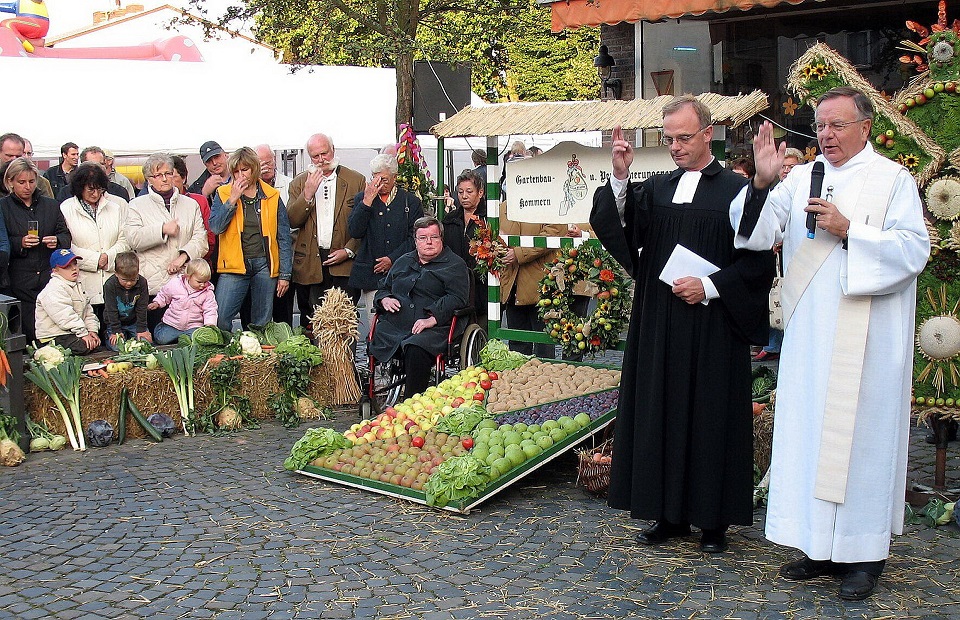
[2,394,960,618]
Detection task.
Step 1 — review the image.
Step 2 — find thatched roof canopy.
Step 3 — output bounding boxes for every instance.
[431,91,769,138]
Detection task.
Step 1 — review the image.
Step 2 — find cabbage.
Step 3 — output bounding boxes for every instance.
[192,326,226,346]
[86,420,115,447]
[264,322,295,346]
[147,413,176,438]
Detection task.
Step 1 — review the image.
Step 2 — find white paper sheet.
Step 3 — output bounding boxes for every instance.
[659,244,719,286]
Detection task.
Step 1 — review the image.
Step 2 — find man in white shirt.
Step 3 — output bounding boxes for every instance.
[283,133,365,329]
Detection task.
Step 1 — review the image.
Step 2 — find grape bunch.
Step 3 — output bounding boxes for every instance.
[494,389,619,426]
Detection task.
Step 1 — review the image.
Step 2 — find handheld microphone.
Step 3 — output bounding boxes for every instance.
[806,161,825,239]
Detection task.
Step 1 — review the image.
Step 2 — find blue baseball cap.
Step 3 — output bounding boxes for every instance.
[50,249,81,269]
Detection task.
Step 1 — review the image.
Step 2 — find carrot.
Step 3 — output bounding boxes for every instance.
[97,369,110,379]
[208,354,225,367]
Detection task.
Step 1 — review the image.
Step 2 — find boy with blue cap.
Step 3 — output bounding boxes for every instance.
[35,248,101,353]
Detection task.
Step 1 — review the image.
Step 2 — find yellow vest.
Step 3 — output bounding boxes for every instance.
[215,181,281,278]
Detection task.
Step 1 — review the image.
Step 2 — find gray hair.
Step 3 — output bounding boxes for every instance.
[662,94,712,128]
[784,147,804,161]
[142,153,175,179]
[817,87,874,121]
[3,156,39,192]
[370,153,398,175]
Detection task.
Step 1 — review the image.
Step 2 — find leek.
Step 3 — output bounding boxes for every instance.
[156,345,197,436]
[24,357,85,451]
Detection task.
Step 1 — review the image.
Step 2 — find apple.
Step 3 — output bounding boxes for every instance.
[441,405,454,415]
[473,393,485,401]
[885,138,895,149]
[593,258,602,268]
[947,82,958,92]
[452,397,465,407]
[916,94,927,105]
[898,103,908,113]
[924,87,936,99]
[462,437,475,449]
[568,248,578,258]
[885,129,894,138]
[905,97,916,108]
[464,381,477,390]
[404,420,417,430]
[412,436,425,448]
[935,82,945,92]
[480,379,493,390]
[488,371,499,380]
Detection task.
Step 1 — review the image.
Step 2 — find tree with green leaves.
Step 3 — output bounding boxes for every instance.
[181,0,599,125]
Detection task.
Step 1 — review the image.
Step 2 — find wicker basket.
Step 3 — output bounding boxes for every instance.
[576,440,613,496]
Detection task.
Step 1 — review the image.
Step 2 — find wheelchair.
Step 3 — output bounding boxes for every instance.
[358,306,487,419]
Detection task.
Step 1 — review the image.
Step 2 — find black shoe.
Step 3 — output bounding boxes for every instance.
[838,570,880,601]
[780,555,839,581]
[636,521,691,546]
[699,528,728,553]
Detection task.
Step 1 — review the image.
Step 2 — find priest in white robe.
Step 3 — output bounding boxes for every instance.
[734,86,930,601]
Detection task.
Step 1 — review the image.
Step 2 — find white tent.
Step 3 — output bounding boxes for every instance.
[1,56,397,158]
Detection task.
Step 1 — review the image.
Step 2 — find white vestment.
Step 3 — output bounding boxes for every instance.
[732,143,930,562]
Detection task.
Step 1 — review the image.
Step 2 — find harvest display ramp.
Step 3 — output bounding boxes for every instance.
[297,389,617,514]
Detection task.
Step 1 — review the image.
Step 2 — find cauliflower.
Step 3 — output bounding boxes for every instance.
[33,345,65,370]
[239,332,262,356]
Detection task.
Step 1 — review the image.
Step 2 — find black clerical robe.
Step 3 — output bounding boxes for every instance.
[590,160,774,528]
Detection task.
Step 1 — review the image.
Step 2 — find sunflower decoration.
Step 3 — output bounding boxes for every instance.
[804,146,818,162]
[926,175,960,220]
[898,153,922,169]
[536,244,631,358]
[811,62,831,80]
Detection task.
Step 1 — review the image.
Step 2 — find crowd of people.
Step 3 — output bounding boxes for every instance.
[0,132,483,358]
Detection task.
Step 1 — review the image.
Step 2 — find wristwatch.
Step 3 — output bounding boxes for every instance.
[344,248,355,259]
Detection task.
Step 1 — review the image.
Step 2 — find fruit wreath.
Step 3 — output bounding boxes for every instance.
[536,243,631,357]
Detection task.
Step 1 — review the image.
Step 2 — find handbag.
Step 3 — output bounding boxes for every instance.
[769,250,784,330]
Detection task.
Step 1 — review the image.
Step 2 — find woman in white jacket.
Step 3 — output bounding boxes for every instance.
[60,162,129,329]
[127,153,209,328]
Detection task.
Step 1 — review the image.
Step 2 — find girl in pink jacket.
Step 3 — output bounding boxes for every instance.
[148,258,218,344]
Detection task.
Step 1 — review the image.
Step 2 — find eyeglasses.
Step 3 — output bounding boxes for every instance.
[811,119,867,133]
[84,186,106,194]
[415,235,442,243]
[661,126,709,147]
[150,172,175,179]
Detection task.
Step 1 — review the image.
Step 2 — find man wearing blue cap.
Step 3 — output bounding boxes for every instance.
[35,249,101,353]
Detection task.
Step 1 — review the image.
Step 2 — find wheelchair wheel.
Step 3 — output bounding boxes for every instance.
[371,358,404,414]
[460,323,488,370]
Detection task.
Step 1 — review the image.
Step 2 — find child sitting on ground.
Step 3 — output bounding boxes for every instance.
[148,258,218,344]
[35,249,101,354]
[102,251,151,350]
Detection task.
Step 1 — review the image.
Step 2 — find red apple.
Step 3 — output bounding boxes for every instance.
[488,371,498,380]
[412,436,425,448]
[473,393,485,401]
[464,381,477,389]
[452,397,465,407]
[479,380,492,390]
[462,437,475,449]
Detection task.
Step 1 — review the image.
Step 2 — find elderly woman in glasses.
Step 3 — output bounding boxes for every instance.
[369,216,469,398]
[208,146,292,330]
[127,153,209,327]
[60,162,129,328]
[0,156,70,343]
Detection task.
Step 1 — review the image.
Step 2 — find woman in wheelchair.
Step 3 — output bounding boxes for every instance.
[368,216,470,398]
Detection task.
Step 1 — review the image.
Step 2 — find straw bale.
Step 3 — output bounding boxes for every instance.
[753,408,774,474]
[430,91,768,137]
[27,355,336,439]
